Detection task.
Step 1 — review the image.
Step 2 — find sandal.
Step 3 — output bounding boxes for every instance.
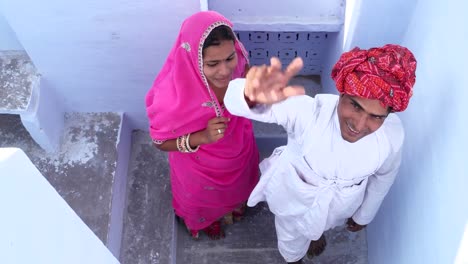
[176,214,225,240]
[232,203,246,222]
[223,212,234,225]
[202,220,225,240]
[175,215,200,240]
[307,234,327,258]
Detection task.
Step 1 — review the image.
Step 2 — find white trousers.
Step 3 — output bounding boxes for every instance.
[275,215,312,262]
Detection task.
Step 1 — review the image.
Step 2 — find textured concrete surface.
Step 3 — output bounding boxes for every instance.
[176,203,282,264]
[175,150,368,264]
[0,112,121,243]
[121,131,367,264]
[0,51,39,112]
[176,203,367,264]
[120,131,175,264]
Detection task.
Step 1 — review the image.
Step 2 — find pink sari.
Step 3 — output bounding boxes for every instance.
[145,11,259,230]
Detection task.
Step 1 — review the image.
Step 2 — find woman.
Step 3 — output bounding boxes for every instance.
[145,11,259,239]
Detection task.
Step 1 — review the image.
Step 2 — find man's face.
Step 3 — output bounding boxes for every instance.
[337,94,390,143]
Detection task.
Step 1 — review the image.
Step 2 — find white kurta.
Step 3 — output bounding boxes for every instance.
[225,79,404,262]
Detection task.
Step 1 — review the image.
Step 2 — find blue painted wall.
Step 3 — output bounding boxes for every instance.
[0,0,201,129]
[361,0,468,263]
[0,14,22,50]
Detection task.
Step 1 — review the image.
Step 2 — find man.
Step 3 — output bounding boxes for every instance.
[224,44,417,263]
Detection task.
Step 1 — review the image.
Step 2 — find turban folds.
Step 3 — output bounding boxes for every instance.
[331,44,417,112]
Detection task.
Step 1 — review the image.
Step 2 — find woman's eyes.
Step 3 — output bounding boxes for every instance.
[206,56,235,67]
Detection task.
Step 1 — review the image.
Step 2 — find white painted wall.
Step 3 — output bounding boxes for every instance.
[321,0,418,94]
[320,31,343,94]
[209,0,345,31]
[0,0,201,130]
[0,0,345,130]
[0,148,119,264]
[355,1,468,263]
[0,13,23,50]
[344,0,417,50]
[210,0,344,19]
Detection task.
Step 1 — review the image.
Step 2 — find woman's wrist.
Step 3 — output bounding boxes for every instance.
[188,131,206,147]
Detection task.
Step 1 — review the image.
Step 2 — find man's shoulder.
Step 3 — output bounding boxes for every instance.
[382,114,405,151]
[283,93,338,106]
[307,94,339,112]
[314,93,340,103]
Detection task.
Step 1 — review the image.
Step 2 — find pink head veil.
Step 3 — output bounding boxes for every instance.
[145,11,249,142]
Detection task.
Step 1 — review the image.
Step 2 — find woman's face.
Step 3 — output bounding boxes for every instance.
[337,94,389,143]
[203,40,238,90]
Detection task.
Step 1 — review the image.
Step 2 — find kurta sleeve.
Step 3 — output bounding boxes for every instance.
[352,144,402,225]
[225,78,316,142]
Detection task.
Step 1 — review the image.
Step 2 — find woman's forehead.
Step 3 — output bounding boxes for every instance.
[203,40,236,61]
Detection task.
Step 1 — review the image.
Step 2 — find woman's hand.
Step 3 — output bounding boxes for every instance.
[244,57,305,105]
[199,117,230,144]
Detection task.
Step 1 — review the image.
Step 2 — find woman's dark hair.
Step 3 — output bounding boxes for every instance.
[202,25,235,51]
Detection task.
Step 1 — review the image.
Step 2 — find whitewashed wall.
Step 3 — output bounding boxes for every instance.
[345,0,468,263]
[209,0,344,31]
[0,0,201,129]
[0,148,119,264]
[0,0,345,130]
[344,0,417,50]
[320,0,418,94]
[0,14,22,50]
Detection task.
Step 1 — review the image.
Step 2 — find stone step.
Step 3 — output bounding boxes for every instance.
[0,51,38,114]
[120,130,175,264]
[121,130,368,264]
[0,112,128,259]
[0,50,64,152]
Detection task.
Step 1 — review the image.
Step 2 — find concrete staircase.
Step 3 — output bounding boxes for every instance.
[119,77,368,264]
[0,1,368,262]
[0,111,129,258]
[0,51,64,152]
[1,71,368,264]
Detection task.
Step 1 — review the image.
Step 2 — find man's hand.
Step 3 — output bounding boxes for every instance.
[346,218,367,232]
[244,57,305,104]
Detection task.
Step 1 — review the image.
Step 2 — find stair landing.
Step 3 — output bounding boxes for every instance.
[121,131,368,264]
[0,113,122,244]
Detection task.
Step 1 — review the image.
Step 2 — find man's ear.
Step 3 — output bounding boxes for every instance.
[387,107,393,115]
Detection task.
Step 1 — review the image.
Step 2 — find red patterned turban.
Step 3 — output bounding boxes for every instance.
[331,44,417,112]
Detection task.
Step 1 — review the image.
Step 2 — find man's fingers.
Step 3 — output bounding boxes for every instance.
[245,65,256,80]
[282,85,306,97]
[253,64,267,90]
[245,66,257,99]
[255,64,267,79]
[269,57,282,72]
[284,57,304,79]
